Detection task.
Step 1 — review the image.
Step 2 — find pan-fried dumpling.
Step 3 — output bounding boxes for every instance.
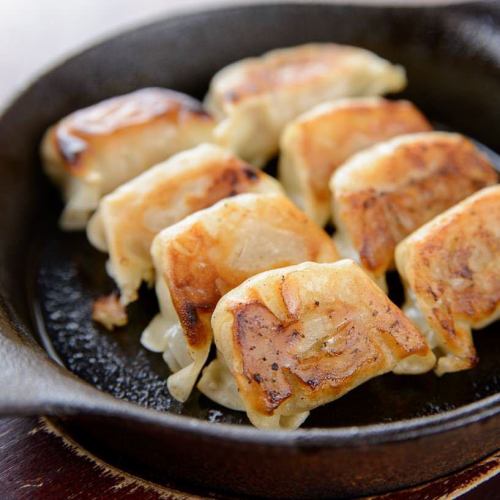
[331,132,498,290]
[87,144,282,308]
[396,186,500,376]
[141,193,339,402]
[41,88,215,230]
[198,260,435,430]
[205,43,406,166]
[279,98,431,226]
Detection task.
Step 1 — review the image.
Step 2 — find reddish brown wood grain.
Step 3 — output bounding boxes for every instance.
[0,417,191,499]
[0,416,498,499]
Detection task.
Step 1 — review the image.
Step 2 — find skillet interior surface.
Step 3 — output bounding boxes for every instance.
[33,188,500,428]
[0,1,499,497]
[29,1,500,428]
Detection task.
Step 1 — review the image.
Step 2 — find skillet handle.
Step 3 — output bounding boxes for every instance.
[0,306,125,417]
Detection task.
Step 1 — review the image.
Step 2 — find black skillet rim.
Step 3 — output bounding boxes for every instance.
[1,0,498,449]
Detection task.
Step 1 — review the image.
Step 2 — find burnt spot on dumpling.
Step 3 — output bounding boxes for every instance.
[165,223,221,348]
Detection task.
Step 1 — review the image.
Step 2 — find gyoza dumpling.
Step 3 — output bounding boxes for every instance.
[205,44,406,167]
[396,186,500,376]
[331,132,498,290]
[42,88,215,230]
[87,144,282,309]
[279,98,431,225]
[141,193,339,402]
[199,260,435,430]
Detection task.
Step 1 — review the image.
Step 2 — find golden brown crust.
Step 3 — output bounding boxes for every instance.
[42,88,216,230]
[118,158,264,238]
[122,160,263,233]
[279,98,431,225]
[213,261,433,420]
[206,43,406,167]
[302,99,430,193]
[217,45,358,104]
[233,300,395,415]
[153,194,339,350]
[87,144,283,307]
[396,186,500,374]
[163,222,220,348]
[50,88,211,172]
[332,133,498,280]
[211,44,402,107]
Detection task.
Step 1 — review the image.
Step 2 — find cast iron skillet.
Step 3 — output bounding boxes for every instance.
[0,2,499,498]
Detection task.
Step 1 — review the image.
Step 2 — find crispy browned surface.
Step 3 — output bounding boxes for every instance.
[298,99,431,201]
[163,222,221,348]
[136,162,261,218]
[396,186,500,369]
[333,133,498,277]
[218,261,431,416]
[207,44,405,169]
[49,88,211,172]
[116,160,262,238]
[156,194,339,349]
[102,155,274,278]
[216,45,365,105]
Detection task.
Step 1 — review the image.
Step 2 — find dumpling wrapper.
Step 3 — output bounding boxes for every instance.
[279,97,431,226]
[396,185,500,376]
[42,88,214,230]
[141,193,340,402]
[330,132,498,291]
[87,144,282,307]
[205,43,406,167]
[199,260,435,430]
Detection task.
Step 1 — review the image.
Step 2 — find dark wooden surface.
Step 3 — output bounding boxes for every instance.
[0,417,194,499]
[0,416,498,499]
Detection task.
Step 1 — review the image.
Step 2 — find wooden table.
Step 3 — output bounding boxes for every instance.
[0,416,498,498]
[0,1,497,498]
